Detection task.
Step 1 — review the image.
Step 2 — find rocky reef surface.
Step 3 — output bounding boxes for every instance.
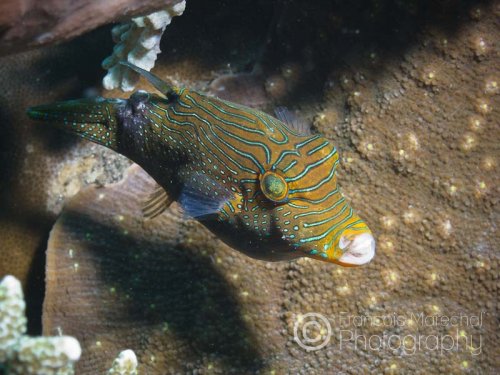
[0,0,498,373]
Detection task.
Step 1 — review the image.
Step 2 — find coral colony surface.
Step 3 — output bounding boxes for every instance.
[0,0,499,374]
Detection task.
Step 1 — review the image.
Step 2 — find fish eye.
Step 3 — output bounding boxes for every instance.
[260,170,289,203]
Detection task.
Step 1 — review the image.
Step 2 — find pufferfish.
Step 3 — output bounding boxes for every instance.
[27,62,375,266]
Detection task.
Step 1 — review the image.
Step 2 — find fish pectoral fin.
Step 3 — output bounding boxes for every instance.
[142,184,173,219]
[178,171,234,219]
[274,106,312,136]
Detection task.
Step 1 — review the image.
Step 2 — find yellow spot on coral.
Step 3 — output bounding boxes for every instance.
[438,219,453,238]
[460,133,476,151]
[481,156,496,171]
[406,133,420,150]
[475,98,491,114]
[461,360,469,369]
[402,207,421,225]
[468,116,483,132]
[381,215,397,231]
[474,181,488,198]
[484,79,498,95]
[384,270,399,286]
[404,336,414,346]
[379,235,395,253]
[73,263,79,272]
[336,284,351,295]
[296,314,304,324]
[472,36,487,56]
[241,291,249,297]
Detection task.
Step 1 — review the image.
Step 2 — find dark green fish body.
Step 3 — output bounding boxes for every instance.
[28,65,375,266]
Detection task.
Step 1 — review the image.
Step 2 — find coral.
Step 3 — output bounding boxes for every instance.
[208,73,268,108]
[0,275,81,374]
[107,350,138,375]
[102,1,186,91]
[264,75,287,100]
[0,275,26,362]
[0,36,132,323]
[11,336,81,375]
[43,1,499,373]
[0,0,186,56]
[1,0,498,373]
[43,164,286,374]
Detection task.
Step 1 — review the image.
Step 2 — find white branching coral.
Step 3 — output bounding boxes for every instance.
[102,0,186,91]
[0,275,81,375]
[11,336,81,375]
[107,350,138,375]
[0,275,26,362]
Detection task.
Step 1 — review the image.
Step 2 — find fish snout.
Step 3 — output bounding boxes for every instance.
[27,97,126,150]
[337,232,376,266]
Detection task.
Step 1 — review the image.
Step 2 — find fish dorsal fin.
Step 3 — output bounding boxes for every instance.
[119,61,177,99]
[179,171,233,219]
[142,184,173,219]
[274,106,312,135]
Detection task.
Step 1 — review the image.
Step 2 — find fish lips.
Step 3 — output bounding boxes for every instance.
[336,232,376,267]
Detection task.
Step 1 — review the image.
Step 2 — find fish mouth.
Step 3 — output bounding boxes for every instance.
[27,97,126,150]
[336,232,376,266]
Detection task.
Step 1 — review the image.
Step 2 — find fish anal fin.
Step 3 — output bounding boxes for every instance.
[142,184,173,219]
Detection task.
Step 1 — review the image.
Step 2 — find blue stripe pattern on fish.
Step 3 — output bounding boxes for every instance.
[27,63,375,266]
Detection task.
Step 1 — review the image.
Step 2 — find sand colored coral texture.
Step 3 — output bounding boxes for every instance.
[1,0,498,373]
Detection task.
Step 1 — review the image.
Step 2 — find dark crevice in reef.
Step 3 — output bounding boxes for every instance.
[25,230,49,335]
